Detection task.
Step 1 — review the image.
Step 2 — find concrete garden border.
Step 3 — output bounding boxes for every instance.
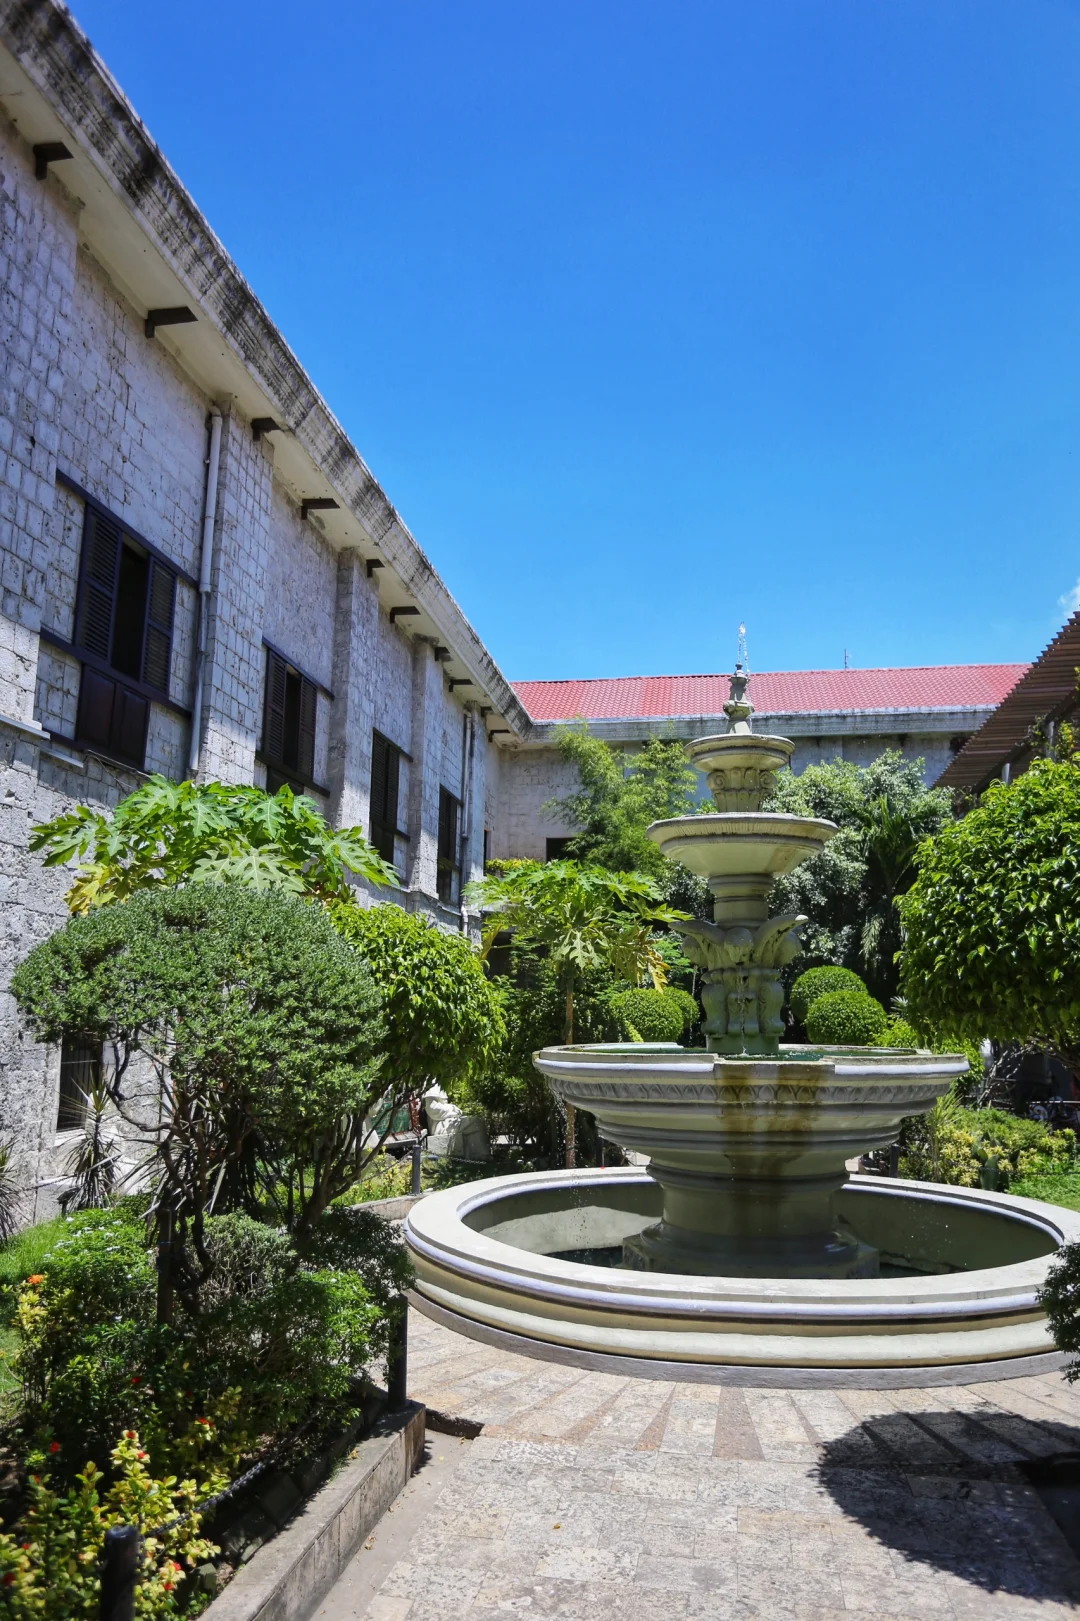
[203,1402,425,1621]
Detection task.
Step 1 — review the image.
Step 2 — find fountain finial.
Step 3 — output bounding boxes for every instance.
[723,625,754,735]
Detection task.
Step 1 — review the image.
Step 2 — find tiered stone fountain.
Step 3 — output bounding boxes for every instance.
[406,667,1077,1383]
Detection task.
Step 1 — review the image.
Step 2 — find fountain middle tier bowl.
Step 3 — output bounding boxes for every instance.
[532,1044,964,1278]
[647,811,838,878]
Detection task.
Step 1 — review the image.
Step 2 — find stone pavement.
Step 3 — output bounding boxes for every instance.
[314,1307,1080,1620]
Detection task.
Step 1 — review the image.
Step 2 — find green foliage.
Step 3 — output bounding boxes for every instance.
[1040,1241,1080,1379]
[900,758,1080,1058]
[789,966,867,1026]
[768,753,951,1001]
[0,1429,217,1618]
[11,887,386,1281]
[0,1220,66,1304]
[11,1206,396,1487]
[611,989,682,1043]
[467,861,686,1043]
[805,990,889,1046]
[29,775,397,914]
[543,725,702,877]
[900,1102,1076,1188]
[329,902,504,1110]
[1014,1172,1080,1211]
[872,1017,922,1049]
[460,957,620,1156]
[611,987,696,1043]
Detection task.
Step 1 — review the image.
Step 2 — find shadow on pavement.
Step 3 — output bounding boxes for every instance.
[816,1406,1080,1606]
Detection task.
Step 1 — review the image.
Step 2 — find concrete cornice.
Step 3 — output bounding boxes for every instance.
[518,706,996,749]
[0,0,533,740]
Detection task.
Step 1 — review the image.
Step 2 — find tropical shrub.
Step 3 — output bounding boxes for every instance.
[29,775,396,913]
[805,990,889,1046]
[900,1102,1075,1188]
[768,753,951,1001]
[789,966,867,1027]
[0,1430,217,1619]
[611,987,697,1043]
[12,887,385,1298]
[10,1206,396,1485]
[901,759,1080,1078]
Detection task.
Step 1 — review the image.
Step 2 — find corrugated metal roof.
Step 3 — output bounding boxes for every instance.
[512,665,1028,723]
[937,615,1080,790]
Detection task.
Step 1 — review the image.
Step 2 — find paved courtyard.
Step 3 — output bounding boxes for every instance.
[317,1308,1080,1620]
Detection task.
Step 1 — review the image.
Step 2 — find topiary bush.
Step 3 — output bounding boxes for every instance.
[789,966,867,1027]
[805,989,889,1046]
[611,987,696,1043]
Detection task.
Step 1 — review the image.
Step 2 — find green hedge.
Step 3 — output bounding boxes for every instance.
[805,989,889,1046]
[789,966,867,1026]
[611,987,696,1044]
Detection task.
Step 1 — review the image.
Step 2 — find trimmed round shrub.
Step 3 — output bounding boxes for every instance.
[789,966,867,1026]
[806,989,888,1046]
[873,1018,922,1049]
[663,987,700,1033]
[611,988,685,1044]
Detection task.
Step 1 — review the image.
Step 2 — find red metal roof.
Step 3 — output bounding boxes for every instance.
[512,665,1028,723]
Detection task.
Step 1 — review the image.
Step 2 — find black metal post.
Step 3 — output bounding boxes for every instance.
[388,1303,408,1410]
[410,1140,422,1197]
[888,1143,900,1177]
[100,1524,139,1621]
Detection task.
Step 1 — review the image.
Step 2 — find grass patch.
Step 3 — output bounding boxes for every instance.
[0,1217,67,1306]
[1011,1173,1080,1211]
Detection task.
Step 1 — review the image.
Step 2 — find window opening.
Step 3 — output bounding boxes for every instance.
[370,731,403,865]
[57,1039,101,1133]
[437,787,462,904]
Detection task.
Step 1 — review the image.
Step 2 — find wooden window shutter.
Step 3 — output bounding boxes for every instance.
[297,677,317,784]
[370,732,388,826]
[263,649,288,765]
[141,558,176,694]
[74,507,122,661]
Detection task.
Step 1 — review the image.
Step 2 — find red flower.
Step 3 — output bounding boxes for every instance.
[26,1275,44,1286]
[49,1442,60,1454]
[125,1430,136,1440]
[196,1418,210,1427]
[4,1571,16,1585]
[130,1375,141,1387]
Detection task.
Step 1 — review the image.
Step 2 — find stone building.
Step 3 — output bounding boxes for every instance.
[0,0,1028,1216]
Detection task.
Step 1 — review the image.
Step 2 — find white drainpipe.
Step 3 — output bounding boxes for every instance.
[458,706,476,932]
[188,406,223,777]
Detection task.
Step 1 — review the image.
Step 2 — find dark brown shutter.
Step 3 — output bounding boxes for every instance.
[75,667,149,769]
[370,732,388,826]
[74,507,122,660]
[263,650,288,765]
[142,558,176,694]
[297,677,317,784]
[76,667,116,752]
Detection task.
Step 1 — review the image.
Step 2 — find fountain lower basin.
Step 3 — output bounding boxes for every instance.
[404,1165,1079,1386]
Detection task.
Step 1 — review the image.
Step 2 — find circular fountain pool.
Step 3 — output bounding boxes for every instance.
[405,1166,1080,1388]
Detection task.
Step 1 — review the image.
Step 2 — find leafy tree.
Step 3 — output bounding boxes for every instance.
[11,886,386,1315]
[467,860,686,1164]
[767,752,951,1002]
[544,726,710,910]
[29,775,397,913]
[330,902,505,1112]
[900,758,1080,1076]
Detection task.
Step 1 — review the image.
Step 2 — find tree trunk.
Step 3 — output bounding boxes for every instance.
[155,1197,175,1326]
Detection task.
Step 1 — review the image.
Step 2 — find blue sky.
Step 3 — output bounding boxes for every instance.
[72,1,1080,679]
